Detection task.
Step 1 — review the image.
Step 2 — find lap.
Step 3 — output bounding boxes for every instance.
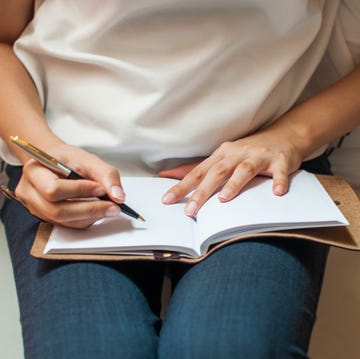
[2,165,330,359]
[161,239,329,358]
[1,166,163,358]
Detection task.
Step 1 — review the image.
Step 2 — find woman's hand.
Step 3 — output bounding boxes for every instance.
[15,143,125,228]
[159,129,304,217]
[160,65,360,217]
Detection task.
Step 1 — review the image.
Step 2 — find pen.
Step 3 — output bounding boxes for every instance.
[10,136,145,222]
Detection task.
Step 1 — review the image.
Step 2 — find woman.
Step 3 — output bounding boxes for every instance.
[0,1,359,358]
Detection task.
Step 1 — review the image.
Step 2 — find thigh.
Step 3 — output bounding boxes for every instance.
[160,238,329,359]
[2,166,162,359]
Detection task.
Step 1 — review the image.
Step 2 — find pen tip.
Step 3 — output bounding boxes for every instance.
[138,216,146,222]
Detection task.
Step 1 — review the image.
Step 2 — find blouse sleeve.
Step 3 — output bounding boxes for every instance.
[337,0,360,66]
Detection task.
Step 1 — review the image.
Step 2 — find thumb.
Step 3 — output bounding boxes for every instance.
[79,155,125,203]
[101,168,125,203]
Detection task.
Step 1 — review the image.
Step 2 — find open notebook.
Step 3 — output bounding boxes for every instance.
[31,170,360,262]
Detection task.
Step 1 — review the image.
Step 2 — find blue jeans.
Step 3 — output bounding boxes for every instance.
[1,164,330,358]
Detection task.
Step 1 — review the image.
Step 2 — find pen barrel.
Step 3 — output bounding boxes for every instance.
[98,194,140,219]
[67,171,84,180]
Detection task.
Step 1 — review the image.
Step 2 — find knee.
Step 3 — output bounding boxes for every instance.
[25,320,159,359]
[159,318,309,359]
[159,333,307,359]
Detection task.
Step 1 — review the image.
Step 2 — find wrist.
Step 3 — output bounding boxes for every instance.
[284,121,319,160]
[257,119,314,163]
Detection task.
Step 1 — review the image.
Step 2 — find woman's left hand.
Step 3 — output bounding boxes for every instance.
[159,129,304,217]
[160,64,360,216]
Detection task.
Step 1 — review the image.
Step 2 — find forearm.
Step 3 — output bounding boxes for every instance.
[0,43,126,227]
[266,64,360,160]
[162,65,360,215]
[0,43,64,164]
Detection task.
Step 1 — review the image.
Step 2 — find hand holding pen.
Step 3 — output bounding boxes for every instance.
[3,136,144,228]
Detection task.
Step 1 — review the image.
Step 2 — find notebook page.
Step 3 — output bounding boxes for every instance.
[195,171,348,251]
[45,177,197,255]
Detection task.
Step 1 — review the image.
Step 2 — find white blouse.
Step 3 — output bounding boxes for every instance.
[1,0,359,177]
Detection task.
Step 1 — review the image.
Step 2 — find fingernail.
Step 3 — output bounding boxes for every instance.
[219,188,232,200]
[162,192,176,204]
[110,186,125,201]
[185,201,198,216]
[105,205,121,217]
[274,184,286,195]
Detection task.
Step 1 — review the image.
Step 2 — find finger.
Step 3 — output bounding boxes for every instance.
[72,153,125,202]
[39,178,106,202]
[26,193,121,226]
[183,160,234,216]
[158,162,200,180]
[22,163,106,202]
[16,177,120,227]
[48,200,121,224]
[162,163,208,204]
[271,166,290,196]
[218,159,264,202]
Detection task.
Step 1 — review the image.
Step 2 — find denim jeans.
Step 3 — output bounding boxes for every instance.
[1,163,330,359]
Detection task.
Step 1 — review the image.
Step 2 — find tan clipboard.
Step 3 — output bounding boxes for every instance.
[30,175,360,263]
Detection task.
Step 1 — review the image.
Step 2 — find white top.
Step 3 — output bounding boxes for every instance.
[1,0,359,177]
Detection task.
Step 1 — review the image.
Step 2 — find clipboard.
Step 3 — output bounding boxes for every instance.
[30,175,360,263]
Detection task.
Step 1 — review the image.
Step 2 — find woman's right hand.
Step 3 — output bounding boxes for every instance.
[14,143,125,228]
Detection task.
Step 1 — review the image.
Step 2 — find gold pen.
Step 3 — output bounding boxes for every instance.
[10,136,145,222]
